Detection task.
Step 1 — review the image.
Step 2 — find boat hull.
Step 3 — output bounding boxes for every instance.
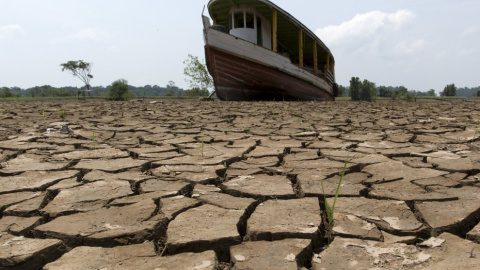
[205,45,334,101]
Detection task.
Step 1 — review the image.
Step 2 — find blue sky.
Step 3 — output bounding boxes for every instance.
[1,0,479,93]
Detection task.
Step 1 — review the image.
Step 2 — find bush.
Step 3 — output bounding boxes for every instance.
[349,77,361,101]
[0,87,15,98]
[107,79,133,101]
[184,88,209,97]
[441,84,456,97]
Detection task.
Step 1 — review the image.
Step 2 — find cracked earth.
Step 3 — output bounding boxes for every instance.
[0,99,479,269]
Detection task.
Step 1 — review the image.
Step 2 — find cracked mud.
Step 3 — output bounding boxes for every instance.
[0,99,480,269]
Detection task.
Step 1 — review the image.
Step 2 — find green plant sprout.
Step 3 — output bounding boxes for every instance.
[92,131,96,149]
[472,123,480,144]
[321,162,347,244]
[243,126,250,134]
[431,216,440,238]
[59,110,65,120]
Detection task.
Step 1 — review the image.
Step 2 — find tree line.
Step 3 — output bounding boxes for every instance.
[0,83,194,99]
[1,55,213,100]
[336,77,480,101]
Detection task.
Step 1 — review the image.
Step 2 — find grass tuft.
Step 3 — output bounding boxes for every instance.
[472,123,480,144]
[321,162,347,244]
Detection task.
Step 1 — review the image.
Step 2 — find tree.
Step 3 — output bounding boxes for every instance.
[337,85,346,97]
[360,79,375,101]
[378,86,391,97]
[427,89,436,97]
[60,60,93,98]
[441,84,456,96]
[107,79,132,101]
[477,90,480,97]
[185,87,209,97]
[183,54,213,93]
[349,77,361,101]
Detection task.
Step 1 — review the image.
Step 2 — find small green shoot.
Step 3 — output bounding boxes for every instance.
[59,110,65,120]
[243,126,250,134]
[430,216,440,238]
[92,131,96,149]
[472,123,480,144]
[321,162,347,244]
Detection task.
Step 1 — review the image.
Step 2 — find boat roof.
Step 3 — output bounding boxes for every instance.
[207,0,333,59]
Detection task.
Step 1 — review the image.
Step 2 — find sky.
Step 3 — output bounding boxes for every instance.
[1,0,479,93]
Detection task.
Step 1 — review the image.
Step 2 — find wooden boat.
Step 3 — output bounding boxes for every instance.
[203,0,337,101]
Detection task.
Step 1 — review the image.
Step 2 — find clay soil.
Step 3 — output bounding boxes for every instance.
[1,99,480,269]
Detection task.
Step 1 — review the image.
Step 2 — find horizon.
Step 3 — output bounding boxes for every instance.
[1,0,479,93]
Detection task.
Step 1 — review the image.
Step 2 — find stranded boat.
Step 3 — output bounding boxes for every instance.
[203,0,337,101]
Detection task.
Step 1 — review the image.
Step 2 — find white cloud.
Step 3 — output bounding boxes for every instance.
[394,39,426,54]
[461,25,480,37]
[315,10,415,45]
[0,24,24,40]
[52,28,113,43]
[68,28,112,41]
[434,51,448,60]
[459,48,475,56]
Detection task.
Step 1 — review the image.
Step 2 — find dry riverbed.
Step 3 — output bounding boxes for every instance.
[0,99,480,269]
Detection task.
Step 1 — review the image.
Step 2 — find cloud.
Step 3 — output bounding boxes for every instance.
[394,39,426,54]
[434,51,448,60]
[68,28,112,41]
[52,28,113,43]
[0,24,24,40]
[459,48,475,56]
[315,10,415,46]
[461,25,480,37]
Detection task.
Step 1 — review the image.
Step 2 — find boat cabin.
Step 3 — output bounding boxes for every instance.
[208,0,335,85]
[228,6,272,49]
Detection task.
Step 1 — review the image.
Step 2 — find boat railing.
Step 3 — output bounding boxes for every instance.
[298,65,335,86]
[325,70,335,85]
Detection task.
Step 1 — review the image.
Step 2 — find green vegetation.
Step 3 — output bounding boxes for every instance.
[107,79,134,101]
[59,109,66,120]
[183,54,213,97]
[0,87,18,98]
[321,162,347,244]
[349,77,361,101]
[472,123,480,144]
[60,60,93,98]
[441,84,456,97]
[431,217,440,238]
[350,77,375,101]
[92,131,97,149]
[337,85,346,97]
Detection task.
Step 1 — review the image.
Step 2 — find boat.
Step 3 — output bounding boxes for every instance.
[202,0,337,101]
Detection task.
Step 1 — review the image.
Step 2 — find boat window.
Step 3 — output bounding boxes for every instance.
[256,18,263,46]
[245,13,255,29]
[234,12,244,28]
